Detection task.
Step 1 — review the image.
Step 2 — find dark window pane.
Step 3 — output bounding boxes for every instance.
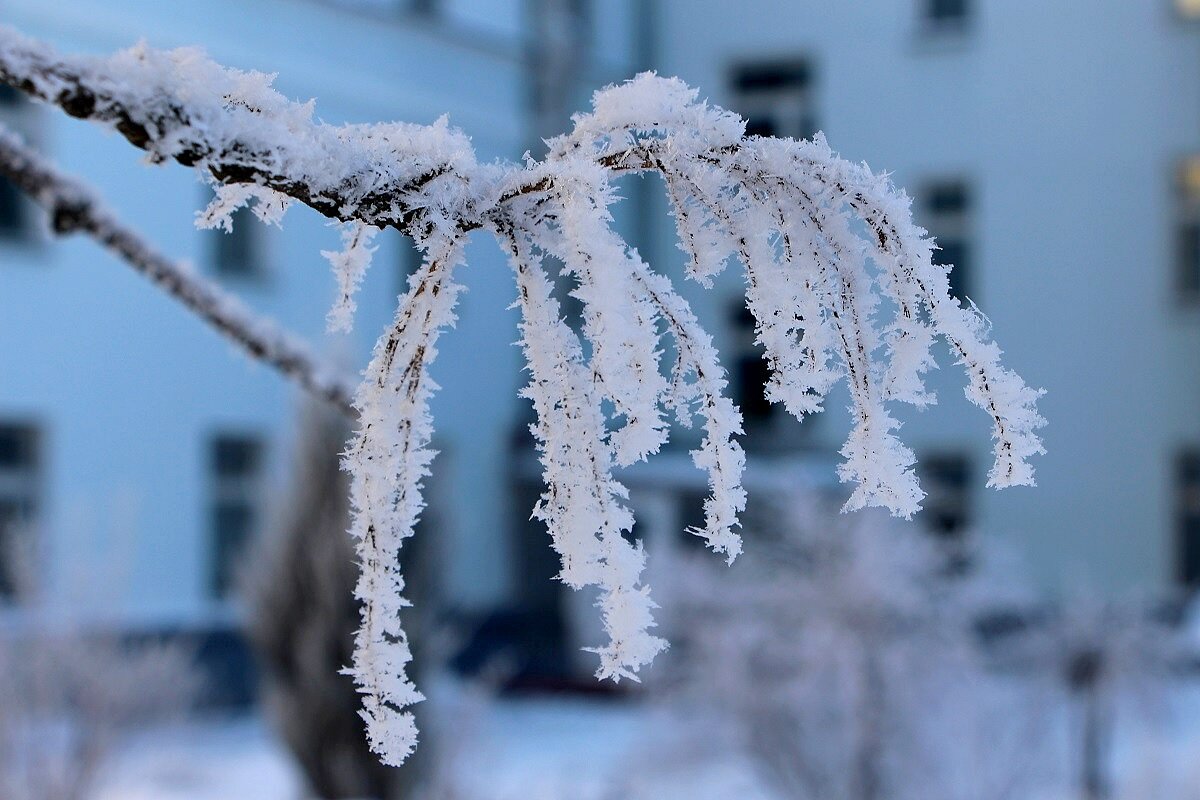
[0,84,22,107]
[926,182,969,214]
[1182,451,1200,487]
[677,489,710,549]
[744,116,777,138]
[926,0,969,22]
[0,176,28,240]
[730,301,756,328]
[0,424,36,470]
[211,501,254,597]
[212,436,261,478]
[1178,451,1200,586]
[919,453,971,538]
[732,59,815,141]
[733,62,810,92]
[1179,222,1200,297]
[400,237,422,295]
[798,115,820,141]
[211,206,261,277]
[935,239,970,299]
[0,522,15,598]
[735,356,774,422]
[923,180,973,301]
[0,494,36,600]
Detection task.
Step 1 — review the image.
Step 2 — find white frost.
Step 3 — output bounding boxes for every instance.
[0,29,1047,767]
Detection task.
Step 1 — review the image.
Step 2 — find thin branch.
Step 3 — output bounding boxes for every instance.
[0,26,656,241]
[0,124,356,416]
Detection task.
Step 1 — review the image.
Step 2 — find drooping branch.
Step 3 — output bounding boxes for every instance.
[0,25,1047,769]
[0,123,356,415]
[343,231,466,765]
[500,221,666,680]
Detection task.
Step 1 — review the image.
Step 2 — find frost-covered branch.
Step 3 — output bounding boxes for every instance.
[0,123,356,415]
[0,26,1046,767]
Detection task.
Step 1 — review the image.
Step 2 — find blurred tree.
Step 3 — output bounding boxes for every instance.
[0,536,199,800]
[657,494,1055,800]
[243,401,430,799]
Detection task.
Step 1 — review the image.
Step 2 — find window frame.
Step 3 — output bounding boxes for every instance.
[0,421,42,600]
[729,57,817,143]
[917,449,973,540]
[1175,156,1200,305]
[1175,447,1200,587]
[207,431,267,600]
[919,177,975,304]
[917,0,973,36]
[204,197,269,282]
[0,89,39,246]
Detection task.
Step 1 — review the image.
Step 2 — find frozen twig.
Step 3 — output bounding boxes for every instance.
[0,27,1046,765]
[0,123,356,415]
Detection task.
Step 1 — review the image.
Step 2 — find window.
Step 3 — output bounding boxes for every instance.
[0,423,39,598]
[921,0,971,28]
[1177,157,1200,302]
[0,84,23,107]
[918,452,972,538]
[207,203,264,279]
[0,176,29,241]
[1177,449,1200,587]
[920,180,973,302]
[730,301,775,425]
[0,86,33,243]
[730,60,816,141]
[400,236,421,295]
[208,433,265,599]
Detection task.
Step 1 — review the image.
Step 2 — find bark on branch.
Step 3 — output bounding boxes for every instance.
[0,26,660,241]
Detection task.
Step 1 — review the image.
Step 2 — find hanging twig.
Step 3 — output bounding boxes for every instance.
[0,124,355,415]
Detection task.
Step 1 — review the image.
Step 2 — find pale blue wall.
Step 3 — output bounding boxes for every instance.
[0,0,535,623]
[655,0,1200,593]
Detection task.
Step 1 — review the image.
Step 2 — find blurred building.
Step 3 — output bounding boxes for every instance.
[3,0,1200,692]
[639,0,1200,599]
[0,0,559,631]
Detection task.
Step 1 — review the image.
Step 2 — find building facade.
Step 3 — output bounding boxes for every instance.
[3,0,1199,670]
[650,0,1200,594]
[0,0,559,629]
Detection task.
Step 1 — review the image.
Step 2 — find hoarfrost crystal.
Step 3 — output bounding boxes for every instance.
[0,27,1046,766]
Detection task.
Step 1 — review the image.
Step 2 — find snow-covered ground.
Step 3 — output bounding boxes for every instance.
[91,718,303,800]
[86,678,1200,800]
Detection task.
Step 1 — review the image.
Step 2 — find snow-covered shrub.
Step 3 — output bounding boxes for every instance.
[655,493,1054,800]
[991,591,1191,800]
[0,27,1045,763]
[0,541,199,800]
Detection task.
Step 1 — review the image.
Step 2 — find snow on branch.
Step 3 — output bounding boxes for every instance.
[0,122,355,415]
[0,28,1045,766]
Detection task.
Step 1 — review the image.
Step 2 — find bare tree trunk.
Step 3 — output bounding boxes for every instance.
[243,403,430,798]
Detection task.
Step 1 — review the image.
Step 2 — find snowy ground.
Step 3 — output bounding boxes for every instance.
[89,680,1200,800]
[88,691,775,800]
[91,717,303,800]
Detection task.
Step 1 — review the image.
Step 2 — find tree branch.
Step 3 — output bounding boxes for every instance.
[0,26,660,242]
[0,123,356,416]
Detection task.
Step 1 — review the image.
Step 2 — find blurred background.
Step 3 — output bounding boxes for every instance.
[2,0,1200,798]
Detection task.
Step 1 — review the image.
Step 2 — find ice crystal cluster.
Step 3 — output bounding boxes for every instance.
[0,27,1044,765]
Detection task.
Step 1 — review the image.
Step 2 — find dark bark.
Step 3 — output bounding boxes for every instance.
[242,404,428,798]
